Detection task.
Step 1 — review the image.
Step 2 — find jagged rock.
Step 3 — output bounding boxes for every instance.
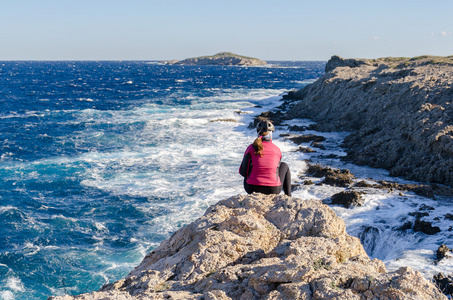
[434,273,453,296]
[323,172,354,187]
[285,55,453,188]
[49,194,446,300]
[295,146,316,153]
[310,141,326,150]
[436,244,452,260]
[288,125,307,131]
[303,164,355,187]
[165,52,266,66]
[419,204,435,211]
[409,212,430,219]
[354,180,376,188]
[445,213,453,220]
[285,134,326,145]
[329,191,364,208]
[413,219,441,235]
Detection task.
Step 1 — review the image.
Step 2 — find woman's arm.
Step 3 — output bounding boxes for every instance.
[239,153,252,178]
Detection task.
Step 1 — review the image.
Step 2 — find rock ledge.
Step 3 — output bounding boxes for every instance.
[286,55,453,187]
[50,194,446,299]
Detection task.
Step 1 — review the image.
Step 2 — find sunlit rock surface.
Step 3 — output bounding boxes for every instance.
[50,194,446,299]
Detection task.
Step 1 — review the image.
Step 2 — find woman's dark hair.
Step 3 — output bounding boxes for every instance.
[252,131,269,157]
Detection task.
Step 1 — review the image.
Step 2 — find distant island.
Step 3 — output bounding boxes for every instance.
[164,52,267,66]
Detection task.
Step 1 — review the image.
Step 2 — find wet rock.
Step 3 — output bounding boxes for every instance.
[436,244,451,260]
[419,204,435,211]
[286,134,326,145]
[305,164,355,187]
[323,171,354,187]
[434,272,453,296]
[445,213,453,220]
[371,180,453,198]
[288,125,306,131]
[409,212,429,219]
[295,146,316,153]
[234,110,249,115]
[248,110,286,129]
[354,180,377,188]
[310,141,326,150]
[329,191,364,208]
[413,219,441,235]
[49,194,447,300]
[397,221,414,231]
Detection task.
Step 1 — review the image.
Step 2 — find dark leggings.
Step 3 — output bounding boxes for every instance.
[244,162,291,196]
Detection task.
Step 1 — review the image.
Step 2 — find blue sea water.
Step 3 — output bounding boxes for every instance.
[0,61,325,299]
[2,61,452,300]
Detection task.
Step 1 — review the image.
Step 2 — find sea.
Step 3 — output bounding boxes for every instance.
[0,61,451,300]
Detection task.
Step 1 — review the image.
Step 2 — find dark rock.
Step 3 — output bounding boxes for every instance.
[445,213,453,220]
[295,146,316,153]
[304,164,355,187]
[436,244,451,260]
[323,171,354,187]
[434,272,453,296]
[286,134,326,145]
[373,180,452,198]
[288,125,306,131]
[311,142,326,150]
[303,180,314,185]
[248,111,286,129]
[329,191,364,208]
[408,212,429,219]
[397,221,413,231]
[354,180,376,188]
[413,219,441,235]
[305,164,331,178]
[419,204,435,211]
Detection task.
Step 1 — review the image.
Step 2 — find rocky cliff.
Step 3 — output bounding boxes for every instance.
[285,55,453,187]
[50,194,445,299]
[165,52,266,66]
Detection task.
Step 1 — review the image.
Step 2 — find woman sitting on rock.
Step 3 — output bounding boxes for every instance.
[239,120,291,196]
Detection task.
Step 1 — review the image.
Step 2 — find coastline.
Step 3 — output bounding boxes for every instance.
[46,54,453,299]
[284,55,453,189]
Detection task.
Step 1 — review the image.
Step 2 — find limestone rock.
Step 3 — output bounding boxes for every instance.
[286,55,453,188]
[49,194,446,299]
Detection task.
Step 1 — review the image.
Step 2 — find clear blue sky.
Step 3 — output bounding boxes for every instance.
[1,0,452,61]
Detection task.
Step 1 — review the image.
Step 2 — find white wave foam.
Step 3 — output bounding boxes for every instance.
[6,277,24,292]
[0,291,14,300]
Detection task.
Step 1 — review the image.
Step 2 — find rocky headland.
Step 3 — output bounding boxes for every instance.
[284,55,453,188]
[164,52,266,66]
[50,194,446,299]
